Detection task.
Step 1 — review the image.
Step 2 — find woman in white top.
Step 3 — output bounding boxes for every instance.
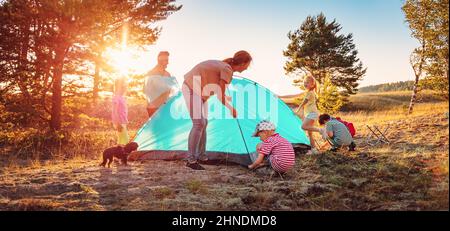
[143,51,179,118]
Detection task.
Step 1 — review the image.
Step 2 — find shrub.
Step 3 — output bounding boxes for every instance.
[0,128,114,160]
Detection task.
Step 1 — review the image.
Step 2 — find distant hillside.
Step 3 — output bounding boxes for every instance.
[340,90,445,112]
[279,80,416,104]
[359,81,415,93]
[279,90,445,112]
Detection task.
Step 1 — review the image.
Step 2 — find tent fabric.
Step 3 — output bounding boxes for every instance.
[143,75,179,104]
[132,76,310,165]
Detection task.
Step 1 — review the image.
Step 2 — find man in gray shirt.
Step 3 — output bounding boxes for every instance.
[318,114,354,151]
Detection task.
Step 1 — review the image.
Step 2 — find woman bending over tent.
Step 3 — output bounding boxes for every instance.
[143,51,179,118]
[182,50,252,170]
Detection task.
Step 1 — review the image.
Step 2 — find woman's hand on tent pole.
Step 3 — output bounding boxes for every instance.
[227,104,238,118]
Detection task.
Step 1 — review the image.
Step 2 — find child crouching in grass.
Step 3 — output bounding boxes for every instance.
[318,114,355,151]
[248,120,295,174]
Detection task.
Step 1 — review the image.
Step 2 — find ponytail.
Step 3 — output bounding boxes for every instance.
[223,57,234,65]
[223,50,252,66]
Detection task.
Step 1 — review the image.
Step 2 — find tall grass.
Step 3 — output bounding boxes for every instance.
[340,90,446,112]
[338,102,449,127]
[0,128,124,162]
[1,91,447,167]
[0,96,149,165]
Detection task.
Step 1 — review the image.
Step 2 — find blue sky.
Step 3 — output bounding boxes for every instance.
[146,0,417,95]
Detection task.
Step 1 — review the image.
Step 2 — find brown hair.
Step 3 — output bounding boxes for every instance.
[319,114,331,125]
[223,50,252,66]
[158,51,169,58]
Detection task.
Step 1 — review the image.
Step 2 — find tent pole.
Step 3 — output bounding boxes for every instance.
[236,118,250,155]
[226,86,250,156]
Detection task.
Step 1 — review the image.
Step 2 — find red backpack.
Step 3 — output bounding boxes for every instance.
[335,117,356,137]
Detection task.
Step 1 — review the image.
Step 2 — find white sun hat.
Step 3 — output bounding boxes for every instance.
[252,120,276,137]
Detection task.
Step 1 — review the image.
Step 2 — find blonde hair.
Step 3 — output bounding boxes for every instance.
[113,77,127,95]
[304,74,319,94]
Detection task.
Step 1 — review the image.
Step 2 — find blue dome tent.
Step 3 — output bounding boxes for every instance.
[131,76,310,165]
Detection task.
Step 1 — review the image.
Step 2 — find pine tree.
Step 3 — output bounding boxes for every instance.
[0,0,181,130]
[317,75,344,114]
[283,13,366,97]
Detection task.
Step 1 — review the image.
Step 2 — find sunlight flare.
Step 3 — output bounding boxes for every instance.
[104,22,150,78]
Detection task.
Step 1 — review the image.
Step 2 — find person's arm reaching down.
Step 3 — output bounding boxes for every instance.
[248,153,265,169]
[218,79,237,118]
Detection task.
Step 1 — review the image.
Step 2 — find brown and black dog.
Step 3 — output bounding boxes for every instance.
[99,142,139,168]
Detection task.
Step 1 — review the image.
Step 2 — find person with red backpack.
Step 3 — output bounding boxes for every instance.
[318,114,356,152]
[335,117,356,151]
[334,117,356,138]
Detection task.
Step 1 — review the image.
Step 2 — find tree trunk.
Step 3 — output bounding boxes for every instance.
[445,57,449,96]
[408,52,425,115]
[50,46,67,131]
[408,32,427,115]
[408,75,420,114]
[18,24,32,102]
[93,59,100,105]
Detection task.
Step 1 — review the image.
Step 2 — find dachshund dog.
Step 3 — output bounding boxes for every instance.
[99,142,139,168]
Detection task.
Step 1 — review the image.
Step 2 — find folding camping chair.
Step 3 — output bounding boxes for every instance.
[365,124,391,146]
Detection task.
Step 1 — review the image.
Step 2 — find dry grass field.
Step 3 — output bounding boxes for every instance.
[0,91,448,211]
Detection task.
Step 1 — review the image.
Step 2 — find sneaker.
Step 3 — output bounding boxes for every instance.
[186,162,205,170]
[348,142,356,151]
[198,155,209,163]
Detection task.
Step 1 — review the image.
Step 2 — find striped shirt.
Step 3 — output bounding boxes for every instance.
[258,133,295,173]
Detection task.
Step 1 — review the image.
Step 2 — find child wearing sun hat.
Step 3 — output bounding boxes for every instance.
[248,120,296,174]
